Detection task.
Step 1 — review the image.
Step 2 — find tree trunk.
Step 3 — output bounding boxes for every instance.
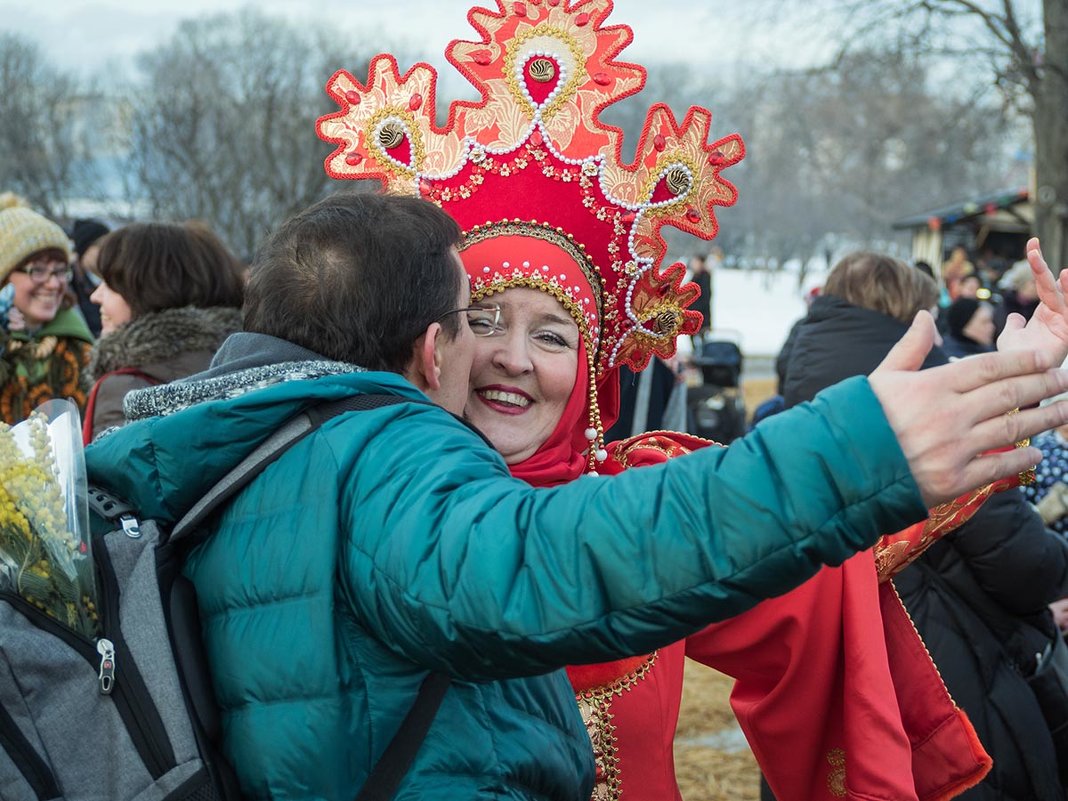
[1032,0,1068,273]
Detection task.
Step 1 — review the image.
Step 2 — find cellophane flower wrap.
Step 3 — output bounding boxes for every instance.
[0,399,98,638]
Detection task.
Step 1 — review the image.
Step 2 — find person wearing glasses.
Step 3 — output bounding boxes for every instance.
[83,221,245,443]
[0,193,93,424]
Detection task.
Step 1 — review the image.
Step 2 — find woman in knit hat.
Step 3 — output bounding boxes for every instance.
[943,296,996,359]
[0,193,94,424]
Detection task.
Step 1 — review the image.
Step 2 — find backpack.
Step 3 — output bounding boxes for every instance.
[0,394,450,801]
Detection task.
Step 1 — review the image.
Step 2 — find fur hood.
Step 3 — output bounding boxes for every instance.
[89,306,242,382]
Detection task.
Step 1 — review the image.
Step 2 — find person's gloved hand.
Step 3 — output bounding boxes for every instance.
[1036,480,1068,525]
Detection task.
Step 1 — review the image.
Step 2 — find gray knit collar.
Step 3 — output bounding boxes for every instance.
[123,359,364,422]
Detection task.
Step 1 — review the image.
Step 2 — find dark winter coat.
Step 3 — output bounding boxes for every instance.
[85,305,241,441]
[780,291,1068,801]
[780,294,942,409]
[942,332,994,360]
[895,501,1068,801]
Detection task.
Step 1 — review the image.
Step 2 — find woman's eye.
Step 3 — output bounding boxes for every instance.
[535,331,570,348]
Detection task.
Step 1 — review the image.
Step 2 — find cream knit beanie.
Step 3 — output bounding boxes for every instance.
[0,193,72,281]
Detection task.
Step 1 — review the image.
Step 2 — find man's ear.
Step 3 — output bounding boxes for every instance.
[405,322,444,392]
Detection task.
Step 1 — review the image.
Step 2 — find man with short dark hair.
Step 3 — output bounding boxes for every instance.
[86,192,1068,800]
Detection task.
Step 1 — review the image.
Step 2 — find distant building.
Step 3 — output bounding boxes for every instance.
[891,187,1032,278]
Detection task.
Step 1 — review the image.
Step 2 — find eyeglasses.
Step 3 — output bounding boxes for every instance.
[14,259,74,285]
[437,303,502,337]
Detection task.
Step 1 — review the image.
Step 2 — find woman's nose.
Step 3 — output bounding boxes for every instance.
[491,332,533,374]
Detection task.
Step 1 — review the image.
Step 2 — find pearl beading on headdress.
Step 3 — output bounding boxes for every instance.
[318,0,745,470]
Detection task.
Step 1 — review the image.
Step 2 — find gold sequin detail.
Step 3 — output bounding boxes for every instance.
[576,652,659,801]
[826,748,846,797]
[504,25,584,119]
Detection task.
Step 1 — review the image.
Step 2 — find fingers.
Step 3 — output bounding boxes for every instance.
[959,369,1068,428]
[996,312,1026,350]
[876,311,936,373]
[927,346,1057,394]
[952,446,1045,501]
[1028,237,1063,309]
[1027,236,1047,270]
[967,398,1068,454]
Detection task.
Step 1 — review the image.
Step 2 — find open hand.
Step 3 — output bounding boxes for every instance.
[997,237,1068,362]
[870,310,1068,507]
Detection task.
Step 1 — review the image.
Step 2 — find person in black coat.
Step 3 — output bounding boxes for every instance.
[779,251,1068,801]
[943,297,996,360]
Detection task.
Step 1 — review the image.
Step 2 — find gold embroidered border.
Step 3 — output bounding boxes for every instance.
[462,220,605,326]
[365,108,424,178]
[575,652,659,801]
[638,154,699,212]
[826,747,846,797]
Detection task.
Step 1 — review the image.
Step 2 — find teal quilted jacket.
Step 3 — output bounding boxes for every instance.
[85,367,925,800]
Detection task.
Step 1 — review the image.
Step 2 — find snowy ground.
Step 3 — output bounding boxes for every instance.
[709,267,819,357]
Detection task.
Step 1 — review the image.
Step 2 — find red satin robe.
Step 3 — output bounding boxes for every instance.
[565,432,1013,801]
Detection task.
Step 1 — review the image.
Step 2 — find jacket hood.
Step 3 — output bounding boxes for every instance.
[85,363,428,525]
[88,305,242,382]
[783,294,948,408]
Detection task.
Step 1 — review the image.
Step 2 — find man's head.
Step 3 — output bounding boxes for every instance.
[244,192,473,412]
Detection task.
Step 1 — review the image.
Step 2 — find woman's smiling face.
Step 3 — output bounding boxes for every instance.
[7,249,70,329]
[466,287,580,464]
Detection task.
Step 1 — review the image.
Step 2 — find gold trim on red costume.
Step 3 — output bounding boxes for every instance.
[571,651,658,801]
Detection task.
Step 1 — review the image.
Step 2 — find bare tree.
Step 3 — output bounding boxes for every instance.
[601,50,1008,273]
[0,33,99,217]
[778,0,1067,270]
[125,10,368,257]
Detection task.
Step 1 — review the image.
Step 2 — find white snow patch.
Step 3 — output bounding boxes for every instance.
[709,269,817,357]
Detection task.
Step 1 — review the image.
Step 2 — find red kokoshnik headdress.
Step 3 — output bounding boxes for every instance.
[317,0,744,469]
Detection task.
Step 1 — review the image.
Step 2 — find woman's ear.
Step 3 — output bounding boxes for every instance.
[405,322,444,392]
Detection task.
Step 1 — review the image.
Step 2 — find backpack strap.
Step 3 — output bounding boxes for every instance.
[355,671,452,801]
[168,393,417,545]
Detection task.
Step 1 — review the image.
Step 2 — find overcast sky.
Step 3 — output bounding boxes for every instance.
[1,0,816,80]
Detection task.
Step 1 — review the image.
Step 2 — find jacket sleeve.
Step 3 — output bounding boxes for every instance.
[339,376,927,679]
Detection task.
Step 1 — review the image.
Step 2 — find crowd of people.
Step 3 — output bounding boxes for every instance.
[2,4,1068,801]
[0,194,247,442]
